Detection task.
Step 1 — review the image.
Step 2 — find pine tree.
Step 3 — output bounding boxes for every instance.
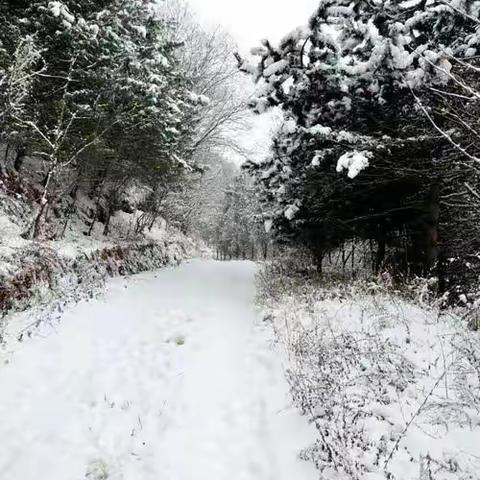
[241,0,480,277]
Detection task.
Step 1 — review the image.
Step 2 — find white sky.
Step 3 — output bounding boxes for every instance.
[187,0,318,53]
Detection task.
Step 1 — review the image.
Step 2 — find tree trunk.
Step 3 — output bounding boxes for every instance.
[375,238,386,273]
[424,183,440,273]
[88,201,100,236]
[316,256,323,275]
[103,209,112,236]
[24,169,54,240]
[4,144,10,166]
[148,214,158,231]
[313,245,324,274]
[60,185,79,238]
[88,180,106,236]
[351,243,356,279]
[24,196,49,240]
[14,147,26,172]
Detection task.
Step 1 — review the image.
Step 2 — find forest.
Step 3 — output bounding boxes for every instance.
[239,1,480,304]
[0,0,251,247]
[3,0,480,302]
[1,1,480,480]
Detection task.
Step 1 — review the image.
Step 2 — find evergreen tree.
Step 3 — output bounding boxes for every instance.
[0,0,199,238]
[240,0,480,280]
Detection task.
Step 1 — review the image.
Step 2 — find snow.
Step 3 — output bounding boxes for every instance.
[390,43,411,70]
[280,26,311,45]
[284,204,300,220]
[336,150,372,179]
[263,60,289,77]
[198,94,210,105]
[89,23,100,37]
[261,164,278,180]
[48,1,62,17]
[188,92,211,106]
[399,0,424,8]
[264,219,274,233]
[465,47,477,57]
[261,272,480,479]
[131,25,147,38]
[310,152,323,167]
[0,261,317,480]
[283,118,297,134]
[309,124,332,136]
[48,1,75,24]
[251,46,268,56]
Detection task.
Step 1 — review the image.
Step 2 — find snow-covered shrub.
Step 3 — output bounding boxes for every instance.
[259,267,480,479]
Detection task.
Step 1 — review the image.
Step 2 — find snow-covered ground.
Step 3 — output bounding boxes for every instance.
[260,272,480,480]
[0,260,317,480]
[0,184,197,318]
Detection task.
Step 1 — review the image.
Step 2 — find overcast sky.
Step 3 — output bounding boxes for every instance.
[186,0,319,53]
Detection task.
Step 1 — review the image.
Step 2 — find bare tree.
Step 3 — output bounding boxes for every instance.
[162,0,251,159]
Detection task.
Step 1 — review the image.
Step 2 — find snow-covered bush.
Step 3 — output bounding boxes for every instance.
[259,266,480,479]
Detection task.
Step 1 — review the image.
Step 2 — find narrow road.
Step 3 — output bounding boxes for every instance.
[0,260,316,480]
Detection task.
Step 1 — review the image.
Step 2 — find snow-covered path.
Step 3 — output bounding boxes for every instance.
[0,260,316,480]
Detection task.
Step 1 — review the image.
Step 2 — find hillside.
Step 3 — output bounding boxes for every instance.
[0,165,198,334]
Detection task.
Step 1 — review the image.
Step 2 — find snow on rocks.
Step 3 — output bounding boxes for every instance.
[0,187,197,334]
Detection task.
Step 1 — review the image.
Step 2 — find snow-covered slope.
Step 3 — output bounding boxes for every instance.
[0,171,198,322]
[0,260,316,480]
